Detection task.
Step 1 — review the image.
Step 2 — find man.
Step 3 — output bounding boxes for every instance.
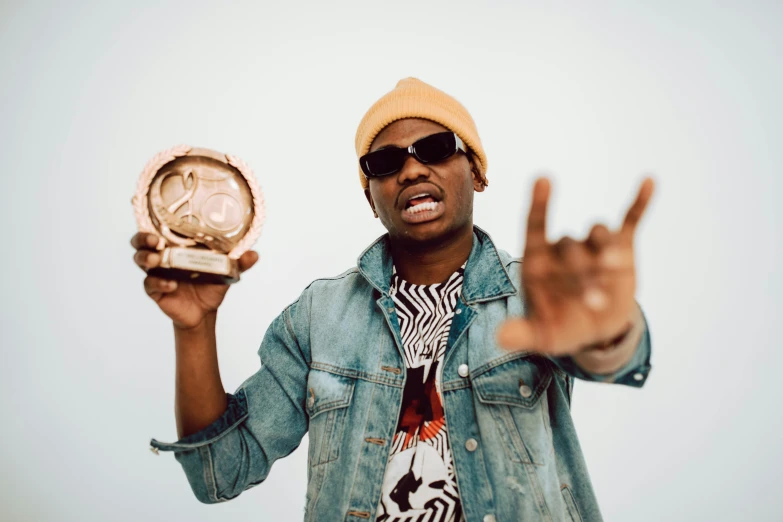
[133,78,654,522]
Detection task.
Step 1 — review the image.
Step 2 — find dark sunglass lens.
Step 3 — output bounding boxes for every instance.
[362,148,406,177]
[415,132,456,163]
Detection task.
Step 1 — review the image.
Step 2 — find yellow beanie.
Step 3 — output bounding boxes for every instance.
[355,77,488,190]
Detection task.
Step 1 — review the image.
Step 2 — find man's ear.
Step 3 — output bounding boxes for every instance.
[468,154,486,193]
[364,188,378,218]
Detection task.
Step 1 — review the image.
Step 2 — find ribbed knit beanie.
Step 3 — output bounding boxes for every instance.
[355,78,488,190]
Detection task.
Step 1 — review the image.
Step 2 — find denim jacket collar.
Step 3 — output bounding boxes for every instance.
[356,225,518,304]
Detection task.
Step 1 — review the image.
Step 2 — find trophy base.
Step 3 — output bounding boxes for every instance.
[149,247,241,284]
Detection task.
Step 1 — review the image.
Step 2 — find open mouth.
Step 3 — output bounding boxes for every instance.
[404,193,441,214]
[401,191,445,223]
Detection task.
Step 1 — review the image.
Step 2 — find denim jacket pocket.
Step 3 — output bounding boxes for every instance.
[473,356,553,465]
[560,484,584,522]
[306,368,355,467]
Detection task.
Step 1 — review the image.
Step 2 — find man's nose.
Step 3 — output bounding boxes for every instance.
[397,155,430,184]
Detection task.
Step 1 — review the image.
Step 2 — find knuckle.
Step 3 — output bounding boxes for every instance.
[554,236,577,256]
[599,247,625,268]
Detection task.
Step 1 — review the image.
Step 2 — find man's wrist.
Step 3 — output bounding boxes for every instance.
[580,322,634,353]
[571,304,644,375]
[174,311,217,333]
[173,312,218,351]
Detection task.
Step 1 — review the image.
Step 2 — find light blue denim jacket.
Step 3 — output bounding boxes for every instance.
[150,226,652,522]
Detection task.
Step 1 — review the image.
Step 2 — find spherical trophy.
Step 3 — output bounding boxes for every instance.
[132,145,264,284]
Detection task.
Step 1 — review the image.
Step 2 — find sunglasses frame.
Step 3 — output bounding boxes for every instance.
[360,131,467,179]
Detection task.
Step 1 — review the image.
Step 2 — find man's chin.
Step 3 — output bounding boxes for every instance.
[390,220,460,249]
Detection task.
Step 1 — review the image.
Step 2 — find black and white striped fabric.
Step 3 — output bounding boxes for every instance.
[376,263,466,522]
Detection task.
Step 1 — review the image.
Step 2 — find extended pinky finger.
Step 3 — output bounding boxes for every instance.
[621,178,655,238]
[144,276,178,298]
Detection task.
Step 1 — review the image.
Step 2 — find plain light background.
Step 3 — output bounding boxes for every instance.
[1,2,780,521]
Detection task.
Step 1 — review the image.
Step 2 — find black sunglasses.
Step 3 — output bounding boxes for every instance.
[360,131,467,178]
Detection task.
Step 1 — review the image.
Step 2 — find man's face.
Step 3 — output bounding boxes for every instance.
[364,118,485,247]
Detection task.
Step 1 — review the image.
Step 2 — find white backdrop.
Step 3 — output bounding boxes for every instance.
[1,2,781,521]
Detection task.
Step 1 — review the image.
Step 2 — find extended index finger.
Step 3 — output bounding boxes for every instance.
[525,177,551,252]
[620,177,655,239]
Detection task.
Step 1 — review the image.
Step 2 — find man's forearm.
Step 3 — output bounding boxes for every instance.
[174,311,228,439]
[571,302,645,376]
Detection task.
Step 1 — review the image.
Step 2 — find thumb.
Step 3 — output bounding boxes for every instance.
[238,250,259,273]
[496,318,540,352]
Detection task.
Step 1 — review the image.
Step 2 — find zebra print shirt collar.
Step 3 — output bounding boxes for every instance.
[357,225,517,304]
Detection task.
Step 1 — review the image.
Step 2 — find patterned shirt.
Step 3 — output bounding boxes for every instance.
[376,264,466,522]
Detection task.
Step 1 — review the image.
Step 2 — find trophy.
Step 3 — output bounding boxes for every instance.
[132,145,265,284]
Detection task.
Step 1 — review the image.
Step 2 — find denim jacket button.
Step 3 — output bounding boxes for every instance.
[465,438,478,452]
[633,372,645,381]
[519,384,532,398]
[458,364,469,378]
[307,396,315,408]
[149,446,159,455]
[483,515,496,522]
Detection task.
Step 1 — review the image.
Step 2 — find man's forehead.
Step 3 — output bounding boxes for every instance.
[370,118,449,152]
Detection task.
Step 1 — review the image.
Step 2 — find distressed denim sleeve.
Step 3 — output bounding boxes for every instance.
[148,299,310,503]
[550,305,653,388]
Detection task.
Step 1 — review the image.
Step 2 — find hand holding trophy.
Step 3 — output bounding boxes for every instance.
[131,146,264,329]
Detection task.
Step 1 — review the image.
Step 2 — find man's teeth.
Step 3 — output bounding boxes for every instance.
[405,201,438,214]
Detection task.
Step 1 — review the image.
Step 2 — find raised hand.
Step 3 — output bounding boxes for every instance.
[131,232,259,330]
[496,177,654,356]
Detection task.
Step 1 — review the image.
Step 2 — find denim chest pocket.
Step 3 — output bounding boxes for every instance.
[473,356,553,465]
[306,369,355,467]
